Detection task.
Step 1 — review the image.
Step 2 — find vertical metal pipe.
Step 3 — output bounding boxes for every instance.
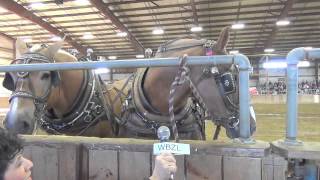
[239,69,251,139]
[315,61,319,87]
[235,54,252,141]
[286,64,298,141]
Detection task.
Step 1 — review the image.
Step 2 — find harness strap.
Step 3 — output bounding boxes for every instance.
[94,73,119,135]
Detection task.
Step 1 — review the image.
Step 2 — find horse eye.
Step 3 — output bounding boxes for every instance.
[41,73,50,80]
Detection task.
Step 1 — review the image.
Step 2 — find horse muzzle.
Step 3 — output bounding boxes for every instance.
[4,99,36,134]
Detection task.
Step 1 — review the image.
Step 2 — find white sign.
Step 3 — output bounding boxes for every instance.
[153,142,190,155]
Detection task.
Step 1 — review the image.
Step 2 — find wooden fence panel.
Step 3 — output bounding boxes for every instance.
[223,156,262,180]
[58,143,79,180]
[24,146,59,180]
[186,155,222,180]
[87,150,118,180]
[22,136,276,180]
[119,151,151,180]
[273,156,287,180]
[262,156,274,180]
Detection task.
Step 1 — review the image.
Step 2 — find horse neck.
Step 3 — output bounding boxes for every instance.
[47,54,85,117]
[143,47,204,114]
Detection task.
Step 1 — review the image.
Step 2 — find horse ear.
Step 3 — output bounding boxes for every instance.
[3,73,14,91]
[42,39,64,59]
[216,26,230,51]
[15,38,29,58]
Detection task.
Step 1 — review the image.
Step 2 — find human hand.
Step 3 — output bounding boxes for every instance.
[150,153,177,180]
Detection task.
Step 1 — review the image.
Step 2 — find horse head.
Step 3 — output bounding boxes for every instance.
[149,27,256,139]
[2,39,74,134]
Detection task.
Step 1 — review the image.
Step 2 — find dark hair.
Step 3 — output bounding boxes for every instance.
[0,128,23,180]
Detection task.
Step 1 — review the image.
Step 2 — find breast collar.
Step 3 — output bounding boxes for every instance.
[39,70,106,135]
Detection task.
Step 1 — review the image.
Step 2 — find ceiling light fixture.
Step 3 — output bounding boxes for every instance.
[29,2,45,9]
[152,28,164,35]
[190,26,203,32]
[82,32,94,39]
[229,50,239,54]
[276,20,290,26]
[136,54,145,58]
[94,68,110,74]
[231,23,245,30]
[264,48,275,53]
[117,32,128,37]
[74,0,90,5]
[108,56,117,60]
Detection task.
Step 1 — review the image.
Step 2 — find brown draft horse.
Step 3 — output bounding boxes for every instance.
[2,40,121,137]
[118,27,256,140]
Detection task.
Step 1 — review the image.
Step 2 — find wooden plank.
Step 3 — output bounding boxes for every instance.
[223,156,262,180]
[81,147,89,180]
[262,156,274,180]
[23,136,269,158]
[25,145,59,180]
[119,151,151,180]
[273,156,287,180]
[58,143,79,180]
[87,150,118,180]
[152,155,185,179]
[271,141,320,160]
[186,155,222,180]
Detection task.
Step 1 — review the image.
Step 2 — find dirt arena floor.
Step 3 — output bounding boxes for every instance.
[206,104,320,142]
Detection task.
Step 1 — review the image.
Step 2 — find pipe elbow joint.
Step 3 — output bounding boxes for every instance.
[234,54,251,70]
[287,47,307,65]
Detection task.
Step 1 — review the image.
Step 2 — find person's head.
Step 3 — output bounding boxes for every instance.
[0,128,33,180]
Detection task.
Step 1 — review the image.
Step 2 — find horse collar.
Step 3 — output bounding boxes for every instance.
[40,71,107,135]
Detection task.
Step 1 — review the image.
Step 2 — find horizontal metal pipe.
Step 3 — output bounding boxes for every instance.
[0,55,251,72]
